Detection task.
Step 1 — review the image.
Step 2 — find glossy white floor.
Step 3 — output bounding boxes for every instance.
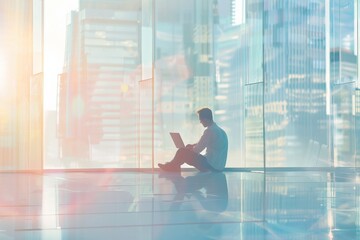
[0,169,359,240]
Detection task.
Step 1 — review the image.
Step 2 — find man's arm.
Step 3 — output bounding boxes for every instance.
[193,130,209,153]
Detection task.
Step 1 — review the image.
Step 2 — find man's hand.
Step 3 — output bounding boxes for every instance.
[185,144,195,150]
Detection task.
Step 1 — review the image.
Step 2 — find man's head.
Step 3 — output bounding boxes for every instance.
[197,108,213,127]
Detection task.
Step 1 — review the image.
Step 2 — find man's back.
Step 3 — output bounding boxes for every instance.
[198,123,228,171]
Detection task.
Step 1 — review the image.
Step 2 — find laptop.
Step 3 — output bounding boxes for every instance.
[169,132,185,148]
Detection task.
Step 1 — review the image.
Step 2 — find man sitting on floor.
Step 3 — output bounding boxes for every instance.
[158,108,228,172]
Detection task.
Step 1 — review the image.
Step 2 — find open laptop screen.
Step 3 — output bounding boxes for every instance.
[169,132,185,148]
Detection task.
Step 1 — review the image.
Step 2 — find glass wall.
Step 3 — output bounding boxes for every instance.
[57,0,142,168]
[46,0,359,169]
[330,0,357,167]
[153,0,216,165]
[263,1,327,167]
[0,0,43,170]
[241,0,264,168]
[0,0,356,170]
[151,0,359,168]
[153,0,264,168]
[261,0,357,168]
[138,0,154,169]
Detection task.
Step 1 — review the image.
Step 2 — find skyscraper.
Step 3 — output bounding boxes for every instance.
[263,0,328,167]
[59,0,141,166]
[0,0,44,170]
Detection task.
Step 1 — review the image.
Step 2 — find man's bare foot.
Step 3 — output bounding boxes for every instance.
[158,163,180,172]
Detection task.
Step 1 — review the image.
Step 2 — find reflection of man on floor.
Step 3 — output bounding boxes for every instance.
[156,172,229,240]
[169,172,228,212]
[158,108,228,172]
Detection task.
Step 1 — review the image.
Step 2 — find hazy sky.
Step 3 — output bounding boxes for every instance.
[44,0,78,111]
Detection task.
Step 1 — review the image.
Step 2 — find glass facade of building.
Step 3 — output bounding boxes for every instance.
[0,0,44,170]
[58,0,141,168]
[1,0,359,170]
[52,0,360,169]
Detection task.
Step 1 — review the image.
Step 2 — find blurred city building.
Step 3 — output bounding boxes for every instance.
[52,0,360,169]
[0,0,43,170]
[58,0,141,167]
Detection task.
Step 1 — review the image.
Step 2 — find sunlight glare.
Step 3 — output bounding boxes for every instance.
[0,55,6,95]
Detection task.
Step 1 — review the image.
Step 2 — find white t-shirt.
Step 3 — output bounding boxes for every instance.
[193,122,228,171]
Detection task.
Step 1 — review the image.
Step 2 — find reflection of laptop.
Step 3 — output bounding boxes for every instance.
[170,132,185,148]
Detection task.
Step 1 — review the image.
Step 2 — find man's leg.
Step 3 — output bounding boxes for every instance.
[159,148,200,171]
[184,154,213,172]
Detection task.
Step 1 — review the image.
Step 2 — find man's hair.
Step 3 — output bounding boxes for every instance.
[197,108,213,121]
